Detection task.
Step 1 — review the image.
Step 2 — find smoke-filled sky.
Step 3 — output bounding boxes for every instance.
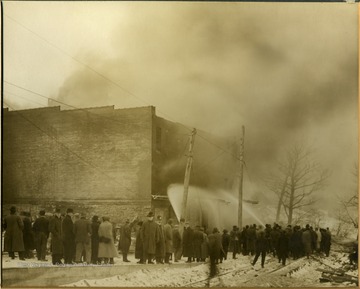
[4,2,358,215]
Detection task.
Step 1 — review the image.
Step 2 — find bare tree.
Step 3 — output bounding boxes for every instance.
[268,145,329,225]
[337,162,358,229]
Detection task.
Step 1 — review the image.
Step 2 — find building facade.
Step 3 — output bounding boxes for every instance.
[3,105,238,227]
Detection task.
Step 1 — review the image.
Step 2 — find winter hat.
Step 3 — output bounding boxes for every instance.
[66,208,74,214]
[147,212,154,217]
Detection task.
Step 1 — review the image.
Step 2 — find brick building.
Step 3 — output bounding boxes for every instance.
[3,105,238,227]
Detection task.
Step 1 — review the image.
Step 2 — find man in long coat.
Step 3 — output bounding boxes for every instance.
[182,221,194,263]
[277,230,289,265]
[155,215,165,264]
[302,224,312,259]
[62,208,75,264]
[140,211,160,264]
[49,208,63,265]
[229,226,240,259]
[33,209,49,261]
[4,206,25,260]
[163,218,174,264]
[208,228,223,277]
[118,219,133,262]
[135,221,144,263]
[193,225,204,262]
[91,215,100,264]
[172,224,182,262]
[21,211,35,258]
[73,212,92,264]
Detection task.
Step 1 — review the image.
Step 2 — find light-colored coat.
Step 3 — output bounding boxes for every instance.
[98,221,118,258]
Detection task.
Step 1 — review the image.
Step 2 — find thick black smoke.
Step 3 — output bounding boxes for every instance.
[56,3,358,197]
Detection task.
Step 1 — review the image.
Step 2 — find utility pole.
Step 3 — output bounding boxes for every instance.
[180,128,197,220]
[238,125,245,229]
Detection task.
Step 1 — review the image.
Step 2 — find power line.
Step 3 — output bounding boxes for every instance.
[5,90,47,107]
[4,80,151,131]
[5,13,240,161]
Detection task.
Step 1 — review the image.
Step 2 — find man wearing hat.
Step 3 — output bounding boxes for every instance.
[155,215,165,264]
[3,206,25,260]
[73,212,92,264]
[140,212,160,264]
[33,210,49,261]
[118,218,135,262]
[62,208,75,264]
[49,208,63,265]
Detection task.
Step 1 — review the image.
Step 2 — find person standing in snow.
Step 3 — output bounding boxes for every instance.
[221,229,230,262]
[301,224,312,259]
[315,227,322,254]
[33,209,49,261]
[172,224,182,262]
[163,218,174,264]
[229,226,240,259]
[140,212,160,264]
[73,212,92,264]
[119,218,136,262]
[98,216,118,264]
[277,230,289,265]
[91,215,101,264]
[208,227,223,277]
[3,206,25,260]
[49,208,63,265]
[182,221,194,263]
[251,231,268,268]
[323,227,332,257]
[21,211,35,258]
[155,215,166,264]
[62,208,75,264]
[135,221,144,264]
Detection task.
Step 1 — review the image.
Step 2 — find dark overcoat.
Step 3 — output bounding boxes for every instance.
[49,215,63,254]
[22,216,35,250]
[73,218,92,244]
[140,220,160,255]
[255,234,268,253]
[156,224,165,258]
[229,229,239,252]
[4,214,25,252]
[135,227,143,259]
[163,223,173,254]
[201,232,209,259]
[276,232,289,257]
[208,232,223,260]
[193,229,204,259]
[182,227,194,257]
[119,223,132,253]
[301,230,312,254]
[172,228,182,250]
[62,215,75,243]
[222,232,230,252]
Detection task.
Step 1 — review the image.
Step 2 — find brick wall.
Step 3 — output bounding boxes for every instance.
[3,106,154,214]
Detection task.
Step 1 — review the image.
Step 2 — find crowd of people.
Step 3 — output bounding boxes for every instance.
[2,206,333,269]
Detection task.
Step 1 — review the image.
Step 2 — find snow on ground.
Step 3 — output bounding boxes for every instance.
[61,251,358,287]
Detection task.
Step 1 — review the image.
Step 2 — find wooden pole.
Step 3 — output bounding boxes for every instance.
[180,128,197,220]
[238,126,245,229]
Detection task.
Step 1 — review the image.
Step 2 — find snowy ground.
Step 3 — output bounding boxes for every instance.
[3,239,358,287]
[61,252,358,287]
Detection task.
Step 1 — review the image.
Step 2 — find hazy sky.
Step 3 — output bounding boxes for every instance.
[4,2,358,215]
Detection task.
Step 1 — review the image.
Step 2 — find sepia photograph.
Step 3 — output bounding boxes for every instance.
[2,1,359,287]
